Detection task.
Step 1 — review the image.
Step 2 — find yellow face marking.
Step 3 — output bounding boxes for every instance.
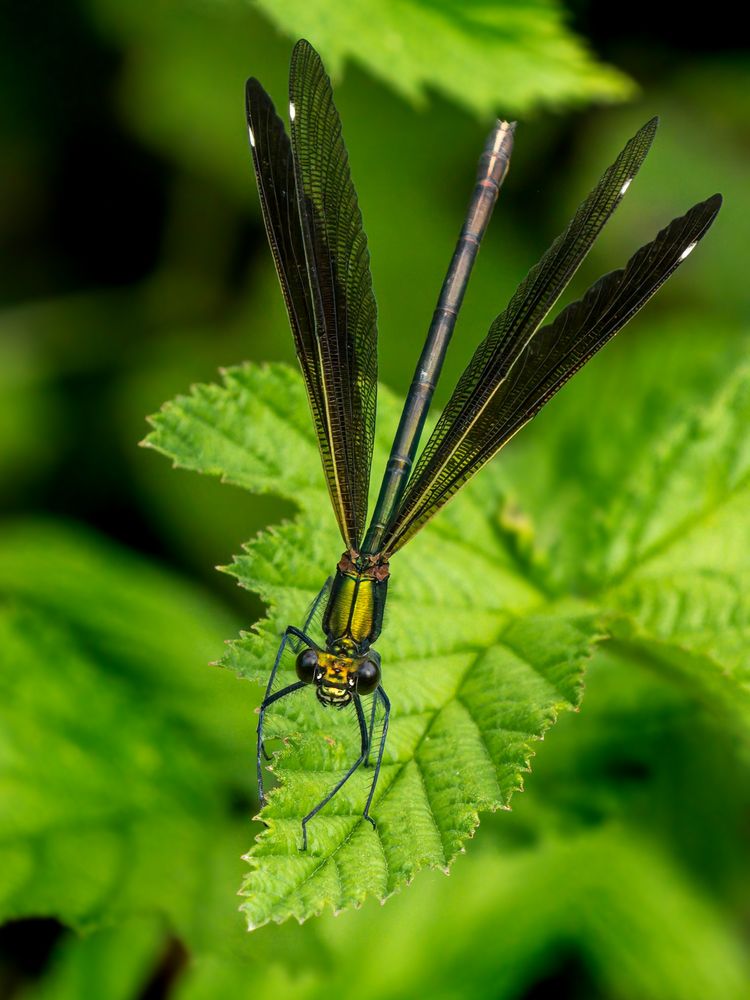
[316,651,355,693]
[314,650,372,705]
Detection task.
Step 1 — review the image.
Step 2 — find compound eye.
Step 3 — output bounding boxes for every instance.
[353,652,381,695]
[295,648,319,684]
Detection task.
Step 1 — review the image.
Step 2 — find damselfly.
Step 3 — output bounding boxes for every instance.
[246,40,721,849]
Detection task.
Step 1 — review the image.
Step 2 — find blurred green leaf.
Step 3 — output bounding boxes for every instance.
[498,340,750,733]
[0,521,253,935]
[0,520,247,754]
[89,0,632,172]
[50,824,745,1000]
[22,916,166,1000]
[0,327,62,502]
[492,314,743,592]
[601,366,750,729]
[145,363,599,926]
[304,824,750,1000]
[253,0,634,116]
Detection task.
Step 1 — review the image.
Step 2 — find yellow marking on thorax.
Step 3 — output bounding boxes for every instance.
[327,573,376,644]
[349,580,374,641]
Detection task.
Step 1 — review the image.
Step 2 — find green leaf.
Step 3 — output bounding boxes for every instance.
[307,824,750,1000]
[37,824,748,1000]
[0,521,253,934]
[89,0,632,162]
[145,363,601,926]
[253,0,634,116]
[491,313,744,593]
[21,917,166,1000]
[20,641,750,1000]
[600,366,750,728]
[482,297,750,735]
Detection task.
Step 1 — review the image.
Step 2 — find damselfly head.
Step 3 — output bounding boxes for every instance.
[295,647,381,707]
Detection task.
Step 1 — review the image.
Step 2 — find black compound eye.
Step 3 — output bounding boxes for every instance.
[353,653,381,695]
[295,648,319,684]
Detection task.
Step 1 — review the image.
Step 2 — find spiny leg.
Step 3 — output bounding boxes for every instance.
[260,581,330,720]
[363,685,390,829]
[258,580,331,760]
[257,677,308,805]
[257,620,315,803]
[300,693,369,851]
[258,623,311,755]
[364,692,378,767]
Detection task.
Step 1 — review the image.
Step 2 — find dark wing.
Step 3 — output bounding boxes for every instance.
[288,40,378,550]
[245,78,327,466]
[406,118,658,482]
[245,40,377,550]
[369,117,657,556]
[380,193,722,556]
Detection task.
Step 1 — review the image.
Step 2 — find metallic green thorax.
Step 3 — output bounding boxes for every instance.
[322,552,389,656]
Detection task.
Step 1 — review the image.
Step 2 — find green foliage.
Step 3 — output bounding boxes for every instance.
[253,0,634,115]
[146,357,750,928]
[23,917,166,1000]
[0,521,251,938]
[602,370,750,723]
[87,0,632,176]
[25,820,750,1000]
[504,338,750,732]
[3,0,750,992]
[146,363,599,925]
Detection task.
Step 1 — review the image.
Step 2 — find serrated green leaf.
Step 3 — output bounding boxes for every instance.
[146,354,750,927]
[145,363,601,926]
[253,0,634,116]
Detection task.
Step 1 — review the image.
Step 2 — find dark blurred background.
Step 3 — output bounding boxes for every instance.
[1,1,748,998]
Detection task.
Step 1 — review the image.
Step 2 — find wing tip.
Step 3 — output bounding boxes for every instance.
[687,192,723,231]
[245,76,279,130]
[632,114,659,151]
[290,38,328,98]
[292,38,319,69]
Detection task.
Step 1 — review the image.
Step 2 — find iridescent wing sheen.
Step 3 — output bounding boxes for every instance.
[246,40,377,551]
[381,193,722,556]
